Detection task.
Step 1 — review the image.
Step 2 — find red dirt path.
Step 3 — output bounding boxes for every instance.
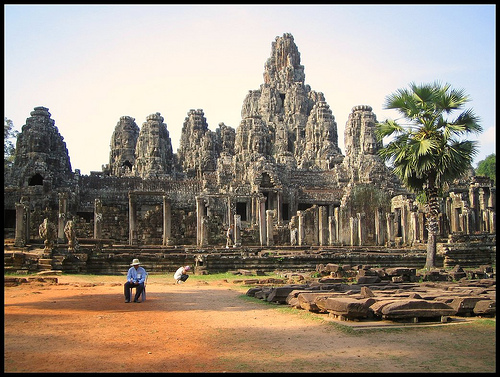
[4,274,496,373]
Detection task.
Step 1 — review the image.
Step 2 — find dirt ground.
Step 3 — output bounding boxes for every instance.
[4,274,496,373]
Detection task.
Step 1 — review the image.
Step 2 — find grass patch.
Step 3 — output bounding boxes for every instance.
[238,294,361,334]
[188,271,284,286]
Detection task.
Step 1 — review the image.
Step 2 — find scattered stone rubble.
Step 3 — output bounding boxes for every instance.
[244,264,496,323]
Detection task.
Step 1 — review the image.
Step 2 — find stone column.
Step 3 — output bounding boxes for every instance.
[266,210,274,246]
[487,187,495,209]
[463,208,472,234]
[350,217,357,246]
[319,206,327,246]
[357,213,365,246]
[276,191,282,225]
[334,207,340,246]
[452,206,460,233]
[297,210,304,246]
[386,213,395,247]
[478,188,487,212]
[259,197,267,246]
[196,196,206,246]
[234,214,242,247]
[417,212,425,242]
[375,209,384,246]
[251,195,258,226]
[163,196,171,246]
[489,211,495,234]
[227,196,232,227]
[14,199,30,247]
[460,207,470,234]
[410,212,418,245]
[482,210,490,233]
[328,215,336,245]
[312,206,319,246]
[94,198,103,239]
[57,192,68,242]
[128,193,137,246]
[401,205,408,245]
[468,186,479,232]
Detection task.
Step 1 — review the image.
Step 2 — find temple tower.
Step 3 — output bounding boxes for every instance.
[108,116,140,177]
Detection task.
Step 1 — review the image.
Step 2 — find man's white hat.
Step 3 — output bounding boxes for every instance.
[131,258,141,266]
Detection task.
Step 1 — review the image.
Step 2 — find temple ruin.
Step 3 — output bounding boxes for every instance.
[4,33,495,274]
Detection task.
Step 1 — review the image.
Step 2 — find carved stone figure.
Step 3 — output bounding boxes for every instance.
[64,220,77,252]
[39,218,57,252]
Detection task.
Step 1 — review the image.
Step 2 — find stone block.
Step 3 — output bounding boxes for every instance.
[296,292,342,313]
[323,297,375,319]
[325,263,342,272]
[266,285,307,304]
[473,300,495,315]
[357,276,381,284]
[448,296,486,316]
[377,299,456,319]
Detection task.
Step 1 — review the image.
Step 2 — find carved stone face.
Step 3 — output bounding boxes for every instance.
[255,136,266,154]
[363,141,377,155]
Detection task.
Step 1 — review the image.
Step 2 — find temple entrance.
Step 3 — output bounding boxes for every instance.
[28,173,43,186]
[236,202,247,221]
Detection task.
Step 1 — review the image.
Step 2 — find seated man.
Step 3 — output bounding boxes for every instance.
[124,258,147,303]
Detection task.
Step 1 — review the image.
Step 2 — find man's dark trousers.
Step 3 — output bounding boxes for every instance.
[124,282,145,301]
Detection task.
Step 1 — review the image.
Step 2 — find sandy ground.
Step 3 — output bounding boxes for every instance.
[4,274,496,373]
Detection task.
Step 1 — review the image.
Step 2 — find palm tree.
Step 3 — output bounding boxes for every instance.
[375,81,482,269]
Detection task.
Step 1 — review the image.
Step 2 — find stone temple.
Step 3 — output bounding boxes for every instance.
[4,33,495,273]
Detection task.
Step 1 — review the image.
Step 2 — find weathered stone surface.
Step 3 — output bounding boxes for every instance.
[243,270,495,324]
[108,115,140,177]
[473,299,495,315]
[296,292,343,312]
[245,287,262,297]
[134,112,175,178]
[266,285,308,304]
[360,286,375,298]
[9,106,72,189]
[177,109,218,177]
[323,297,375,319]
[377,299,456,319]
[448,296,487,316]
[39,218,56,252]
[357,276,381,284]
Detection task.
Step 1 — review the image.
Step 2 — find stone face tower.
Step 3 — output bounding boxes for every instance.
[133,112,174,178]
[177,109,218,178]
[11,106,72,188]
[234,33,343,172]
[215,122,235,157]
[342,105,394,185]
[108,116,140,177]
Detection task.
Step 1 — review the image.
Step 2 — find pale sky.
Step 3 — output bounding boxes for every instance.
[4,4,496,175]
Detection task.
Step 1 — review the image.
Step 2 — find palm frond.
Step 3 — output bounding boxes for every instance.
[436,85,469,112]
[375,119,403,140]
[452,109,483,134]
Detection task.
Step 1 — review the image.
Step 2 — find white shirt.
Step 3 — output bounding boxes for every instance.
[174,266,185,280]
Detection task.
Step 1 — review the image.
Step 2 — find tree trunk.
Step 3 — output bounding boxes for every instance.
[425,231,437,269]
[425,187,440,269]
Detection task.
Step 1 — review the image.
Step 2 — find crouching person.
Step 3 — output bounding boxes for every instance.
[174,265,191,284]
